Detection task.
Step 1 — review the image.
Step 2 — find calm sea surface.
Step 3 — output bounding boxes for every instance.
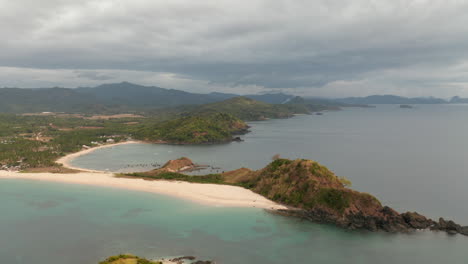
[3,104,468,263]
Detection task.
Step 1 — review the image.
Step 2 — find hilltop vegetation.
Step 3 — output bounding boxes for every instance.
[135,112,249,144]
[99,254,161,264]
[128,158,378,217]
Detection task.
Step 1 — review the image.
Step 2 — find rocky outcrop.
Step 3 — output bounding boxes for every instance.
[275,208,468,235]
[160,157,195,172]
[224,158,468,236]
[432,218,468,235]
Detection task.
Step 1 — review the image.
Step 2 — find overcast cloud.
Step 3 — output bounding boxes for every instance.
[1,0,468,97]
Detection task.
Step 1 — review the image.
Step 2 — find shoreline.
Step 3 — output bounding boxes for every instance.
[0,170,286,210]
[48,140,284,209]
[56,140,144,172]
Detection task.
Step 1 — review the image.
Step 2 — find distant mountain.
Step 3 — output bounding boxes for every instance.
[0,82,296,113]
[0,88,102,113]
[334,95,447,104]
[75,82,222,107]
[449,96,468,104]
[245,93,293,104]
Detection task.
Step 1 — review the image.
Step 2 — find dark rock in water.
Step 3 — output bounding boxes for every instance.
[433,217,465,234]
[447,229,458,235]
[273,209,468,236]
[400,104,413,109]
[315,112,324,115]
[401,212,435,229]
[169,256,213,264]
[232,136,243,142]
[460,226,468,236]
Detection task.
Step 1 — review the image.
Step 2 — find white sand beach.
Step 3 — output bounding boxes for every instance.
[56,140,142,172]
[0,170,285,209]
[2,140,285,209]
[0,171,285,209]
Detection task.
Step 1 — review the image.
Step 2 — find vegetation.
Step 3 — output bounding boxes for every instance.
[189,96,310,121]
[123,171,227,184]
[0,111,246,169]
[135,112,248,144]
[0,91,344,170]
[99,254,162,264]
[126,158,381,216]
[0,113,135,170]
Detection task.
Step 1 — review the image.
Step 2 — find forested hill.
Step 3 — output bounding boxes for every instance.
[0,82,296,113]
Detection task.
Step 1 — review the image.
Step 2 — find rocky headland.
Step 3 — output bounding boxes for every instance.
[127,157,468,236]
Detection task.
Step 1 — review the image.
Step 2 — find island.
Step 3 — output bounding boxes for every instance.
[399,104,413,109]
[99,254,213,264]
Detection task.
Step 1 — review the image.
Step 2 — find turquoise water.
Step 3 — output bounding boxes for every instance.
[72,104,468,222]
[3,104,468,263]
[1,179,467,264]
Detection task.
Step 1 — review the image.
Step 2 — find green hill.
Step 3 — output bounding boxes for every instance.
[134,112,249,144]
[190,96,309,121]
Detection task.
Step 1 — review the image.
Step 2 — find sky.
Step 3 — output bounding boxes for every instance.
[1,0,468,98]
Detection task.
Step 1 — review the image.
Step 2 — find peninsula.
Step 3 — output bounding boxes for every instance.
[124,157,468,236]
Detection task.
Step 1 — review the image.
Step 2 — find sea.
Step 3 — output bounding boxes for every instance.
[2,104,468,263]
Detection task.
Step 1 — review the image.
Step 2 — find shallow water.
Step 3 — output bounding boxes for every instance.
[1,179,467,264]
[72,104,468,222]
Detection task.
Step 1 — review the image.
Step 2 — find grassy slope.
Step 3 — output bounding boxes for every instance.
[125,158,382,216]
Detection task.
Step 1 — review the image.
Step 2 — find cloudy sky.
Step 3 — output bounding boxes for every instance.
[1,0,468,97]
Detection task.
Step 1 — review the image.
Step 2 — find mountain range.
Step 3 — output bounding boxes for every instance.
[332,95,455,104]
[0,82,295,113]
[1,82,468,113]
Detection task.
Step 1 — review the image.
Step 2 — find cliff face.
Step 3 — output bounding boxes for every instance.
[225,159,468,235]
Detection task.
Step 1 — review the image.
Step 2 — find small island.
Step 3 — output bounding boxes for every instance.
[99,254,213,264]
[399,104,413,109]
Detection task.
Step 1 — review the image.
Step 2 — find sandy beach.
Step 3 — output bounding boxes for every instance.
[56,140,143,172]
[2,140,285,209]
[0,170,285,209]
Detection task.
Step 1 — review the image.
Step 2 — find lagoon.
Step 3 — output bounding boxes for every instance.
[3,104,468,263]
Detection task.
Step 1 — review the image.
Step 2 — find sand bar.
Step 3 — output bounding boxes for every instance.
[0,170,285,209]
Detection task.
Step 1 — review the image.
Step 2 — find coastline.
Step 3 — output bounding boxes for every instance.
[0,171,286,210]
[44,140,283,209]
[56,140,143,172]
[0,170,285,209]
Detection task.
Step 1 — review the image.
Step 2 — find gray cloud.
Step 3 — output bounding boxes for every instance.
[1,0,468,97]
